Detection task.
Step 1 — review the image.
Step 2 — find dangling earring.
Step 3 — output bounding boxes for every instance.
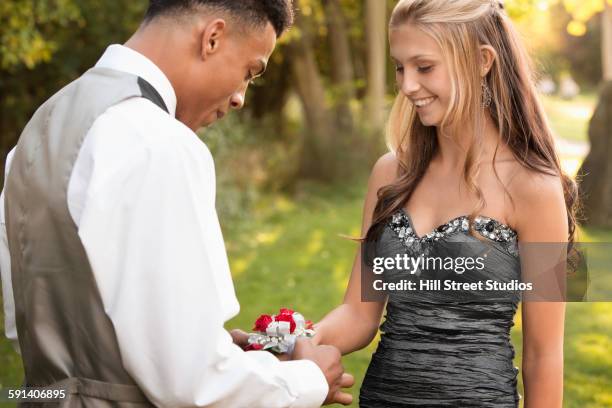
[481,80,492,108]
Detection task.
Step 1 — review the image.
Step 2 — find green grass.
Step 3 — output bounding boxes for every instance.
[223,182,374,407]
[540,92,598,143]
[230,183,612,408]
[0,323,22,392]
[1,184,611,407]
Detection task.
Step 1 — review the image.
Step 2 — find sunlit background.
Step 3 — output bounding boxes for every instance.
[1,1,611,407]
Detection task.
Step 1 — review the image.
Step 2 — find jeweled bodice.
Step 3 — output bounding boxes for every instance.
[360,209,522,407]
[389,208,519,256]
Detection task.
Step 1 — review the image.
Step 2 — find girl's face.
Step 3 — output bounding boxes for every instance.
[389,23,452,127]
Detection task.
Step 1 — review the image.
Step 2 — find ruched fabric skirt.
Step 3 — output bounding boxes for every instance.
[359,303,520,408]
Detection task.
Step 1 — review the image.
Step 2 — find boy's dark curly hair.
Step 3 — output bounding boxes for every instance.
[144,0,294,38]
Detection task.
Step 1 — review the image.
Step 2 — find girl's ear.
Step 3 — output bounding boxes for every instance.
[480,45,497,77]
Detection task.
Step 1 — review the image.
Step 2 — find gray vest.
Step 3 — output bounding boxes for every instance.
[5,66,168,407]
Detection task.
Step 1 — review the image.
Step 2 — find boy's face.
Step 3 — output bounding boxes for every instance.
[389,23,452,128]
[177,21,277,130]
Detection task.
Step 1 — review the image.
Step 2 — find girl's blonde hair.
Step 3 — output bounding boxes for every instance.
[367,0,579,243]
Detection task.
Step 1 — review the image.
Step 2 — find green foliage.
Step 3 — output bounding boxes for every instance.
[0,1,147,183]
[0,0,604,183]
[564,15,604,86]
[202,114,304,222]
[511,1,604,86]
[505,0,541,20]
[557,0,610,35]
[0,0,82,70]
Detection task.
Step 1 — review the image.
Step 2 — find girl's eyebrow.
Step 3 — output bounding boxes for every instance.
[391,53,437,62]
[408,54,436,60]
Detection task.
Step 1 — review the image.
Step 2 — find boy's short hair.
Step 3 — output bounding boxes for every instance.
[144,0,294,38]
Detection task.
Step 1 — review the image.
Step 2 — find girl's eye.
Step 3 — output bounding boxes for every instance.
[418,66,433,73]
[395,65,404,73]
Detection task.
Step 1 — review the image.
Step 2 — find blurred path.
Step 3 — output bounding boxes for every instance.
[555,136,590,177]
[555,136,590,157]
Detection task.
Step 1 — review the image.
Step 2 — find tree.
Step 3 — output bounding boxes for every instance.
[288,1,336,179]
[0,0,81,70]
[0,1,146,185]
[323,0,355,134]
[564,0,612,227]
[577,82,612,227]
[603,1,612,80]
[364,0,387,136]
[0,0,81,183]
[554,0,612,79]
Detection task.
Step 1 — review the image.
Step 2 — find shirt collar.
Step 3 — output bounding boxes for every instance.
[95,44,177,117]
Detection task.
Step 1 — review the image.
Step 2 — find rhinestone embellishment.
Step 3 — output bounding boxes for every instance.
[389,210,517,246]
[472,216,517,243]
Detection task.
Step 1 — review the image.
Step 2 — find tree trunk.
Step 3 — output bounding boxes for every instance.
[0,108,7,187]
[323,0,355,134]
[579,4,612,226]
[289,6,336,180]
[577,81,612,227]
[603,1,612,81]
[250,53,291,120]
[364,0,387,135]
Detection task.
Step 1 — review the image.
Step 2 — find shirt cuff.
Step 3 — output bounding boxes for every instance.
[277,359,328,408]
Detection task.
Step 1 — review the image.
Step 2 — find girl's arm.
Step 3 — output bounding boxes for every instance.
[512,171,567,408]
[312,153,399,354]
[521,302,565,408]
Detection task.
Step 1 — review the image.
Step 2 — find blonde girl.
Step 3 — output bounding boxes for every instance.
[313,0,575,406]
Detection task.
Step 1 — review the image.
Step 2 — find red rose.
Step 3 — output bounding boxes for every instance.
[305,320,314,330]
[275,313,296,333]
[278,308,294,316]
[253,314,273,332]
[245,343,264,351]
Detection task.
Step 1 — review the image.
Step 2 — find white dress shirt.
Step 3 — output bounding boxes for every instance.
[0,44,328,408]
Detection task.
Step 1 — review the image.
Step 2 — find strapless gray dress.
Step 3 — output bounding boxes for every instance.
[360,209,521,407]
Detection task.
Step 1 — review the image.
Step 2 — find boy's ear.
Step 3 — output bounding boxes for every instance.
[200,18,226,60]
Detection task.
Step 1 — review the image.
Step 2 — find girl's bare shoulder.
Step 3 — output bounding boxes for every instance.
[505,163,567,238]
[369,152,402,188]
